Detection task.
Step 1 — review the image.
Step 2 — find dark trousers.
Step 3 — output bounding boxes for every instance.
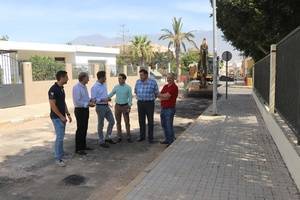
[137,100,155,141]
[74,107,89,151]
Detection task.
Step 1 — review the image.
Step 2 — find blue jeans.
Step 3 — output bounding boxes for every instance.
[52,118,66,161]
[160,108,176,144]
[96,105,115,144]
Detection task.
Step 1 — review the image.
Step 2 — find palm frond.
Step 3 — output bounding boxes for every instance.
[168,41,174,49]
[181,42,187,52]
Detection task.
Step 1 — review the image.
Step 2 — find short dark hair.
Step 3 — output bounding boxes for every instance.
[118,73,127,80]
[139,69,148,75]
[97,71,106,80]
[56,70,67,81]
[78,72,88,82]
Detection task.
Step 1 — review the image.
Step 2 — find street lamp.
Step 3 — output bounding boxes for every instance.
[212,0,218,115]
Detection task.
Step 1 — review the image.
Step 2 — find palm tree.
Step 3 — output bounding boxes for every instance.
[159,17,196,79]
[130,36,153,68]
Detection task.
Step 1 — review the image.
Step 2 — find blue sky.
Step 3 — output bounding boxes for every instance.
[0,0,213,43]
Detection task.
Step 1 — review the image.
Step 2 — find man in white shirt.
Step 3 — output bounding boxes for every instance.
[72,72,95,155]
[91,71,116,148]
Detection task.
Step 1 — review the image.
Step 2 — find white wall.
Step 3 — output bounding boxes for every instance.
[75,52,117,72]
[17,51,75,63]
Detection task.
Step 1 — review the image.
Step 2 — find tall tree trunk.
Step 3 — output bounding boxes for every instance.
[142,58,145,69]
[140,58,143,69]
[175,48,180,81]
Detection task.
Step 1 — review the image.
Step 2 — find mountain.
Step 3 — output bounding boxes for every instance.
[69,30,243,62]
[70,34,122,46]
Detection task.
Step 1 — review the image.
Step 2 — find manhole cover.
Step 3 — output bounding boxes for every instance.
[62,174,86,186]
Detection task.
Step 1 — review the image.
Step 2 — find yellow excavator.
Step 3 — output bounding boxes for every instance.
[187,38,213,93]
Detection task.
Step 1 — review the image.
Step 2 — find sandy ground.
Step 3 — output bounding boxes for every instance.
[0,95,211,200]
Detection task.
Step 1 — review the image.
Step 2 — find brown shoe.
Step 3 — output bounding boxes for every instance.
[117,138,122,143]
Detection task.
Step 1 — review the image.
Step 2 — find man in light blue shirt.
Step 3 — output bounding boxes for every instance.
[108,73,133,143]
[91,71,116,148]
[72,72,95,155]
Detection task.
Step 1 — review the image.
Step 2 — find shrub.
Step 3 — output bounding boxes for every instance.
[30,56,65,81]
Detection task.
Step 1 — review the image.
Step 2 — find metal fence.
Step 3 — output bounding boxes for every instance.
[127,65,138,76]
[254,54,270,104]
[111,65,124,77]
[0,51,23,84]
[0,51,25,108]
[275,28,300,135]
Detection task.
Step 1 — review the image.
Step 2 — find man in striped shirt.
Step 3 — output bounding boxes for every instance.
[134,69,159,143]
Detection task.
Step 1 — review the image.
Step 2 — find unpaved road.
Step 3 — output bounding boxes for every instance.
[0,95,211,200]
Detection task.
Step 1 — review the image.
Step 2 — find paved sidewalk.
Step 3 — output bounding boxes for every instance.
[117,87,300,200]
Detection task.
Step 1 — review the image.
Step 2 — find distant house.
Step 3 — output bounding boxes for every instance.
[0,41,120,84]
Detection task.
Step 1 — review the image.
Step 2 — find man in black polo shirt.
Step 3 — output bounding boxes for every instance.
[48,70,72,167]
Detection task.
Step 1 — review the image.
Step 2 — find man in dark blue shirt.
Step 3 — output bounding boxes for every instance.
[48,70,72,167]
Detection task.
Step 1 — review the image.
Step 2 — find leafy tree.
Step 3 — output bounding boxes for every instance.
[29,56,65,81]
[150,50,175,69]
[130,36,154,67]
[181,50,200,71]
[215,0,300,61]
[0,35,9,41]
[116,45,139,66]
[247,65,253,78]
[159,17,196,78]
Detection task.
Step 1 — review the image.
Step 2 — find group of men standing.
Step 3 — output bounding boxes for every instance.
[48,69,178,167]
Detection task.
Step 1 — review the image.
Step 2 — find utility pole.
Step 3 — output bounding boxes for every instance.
[120,24,129,52]
[212,0,218,115]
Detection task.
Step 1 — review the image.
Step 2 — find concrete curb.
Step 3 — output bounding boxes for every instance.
[0,114,49,127]
[0,101,75,127]
[252,91,300,191]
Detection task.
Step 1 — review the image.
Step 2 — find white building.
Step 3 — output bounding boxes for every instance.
[0,41,120,84]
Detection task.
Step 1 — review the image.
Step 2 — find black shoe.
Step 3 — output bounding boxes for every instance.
[160,141,169,144]
[76,150,87,155]
[100,143,110,148]
[106,139,117,144]
[85,147,94,151]
[148,140,156,144]
[127,138,133,143]
[137,138,145,142]
[117,138,122,143]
